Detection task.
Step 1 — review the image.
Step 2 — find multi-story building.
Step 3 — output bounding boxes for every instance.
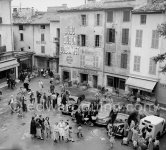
[0,0,19,84]
[59,0,148,89]
[13,7,62,73]
[126,0,166,104]
[59,0,105,87]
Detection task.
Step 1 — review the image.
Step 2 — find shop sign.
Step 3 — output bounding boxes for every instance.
[60,46,79,55]
[78,69,98,75]
[66,56,73,64]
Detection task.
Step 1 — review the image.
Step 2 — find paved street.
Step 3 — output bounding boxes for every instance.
[0,77,166,150]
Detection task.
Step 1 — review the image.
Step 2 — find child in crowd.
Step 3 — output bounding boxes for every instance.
[109,133,115,149]
[77,124,83,138]
[69,127,74,142]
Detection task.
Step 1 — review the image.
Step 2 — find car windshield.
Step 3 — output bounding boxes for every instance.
[114,114,128,123]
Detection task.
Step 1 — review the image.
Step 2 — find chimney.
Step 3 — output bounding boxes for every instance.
[87,0,96,4]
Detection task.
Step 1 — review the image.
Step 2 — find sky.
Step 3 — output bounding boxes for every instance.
[11,0,86,11]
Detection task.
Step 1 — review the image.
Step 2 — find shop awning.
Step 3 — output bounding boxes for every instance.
[0,59,19,72]
[126,77,157,92]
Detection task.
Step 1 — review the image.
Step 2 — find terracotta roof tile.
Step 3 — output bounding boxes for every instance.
[133,0,166,13]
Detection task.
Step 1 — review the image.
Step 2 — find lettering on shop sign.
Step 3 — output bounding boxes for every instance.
[64,26,76,45]
[66,55,73,64]
[60,46,79,55]
[61,26,80,56]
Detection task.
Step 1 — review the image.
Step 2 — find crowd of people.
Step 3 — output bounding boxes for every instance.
[6,71,163,150]
[107,118,160,150]
[30,114,83,143]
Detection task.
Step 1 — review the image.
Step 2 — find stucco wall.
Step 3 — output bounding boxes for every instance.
[0,0,12,51]
[13,25,34,51]
[105,8,132,76]
[33,24,52,56]
[59,11,105,87]
[130,13,164,80]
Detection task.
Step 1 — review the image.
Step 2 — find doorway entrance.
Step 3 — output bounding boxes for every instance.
[93,75,98,88]
[63,71,70,81]
[80,73,88,83]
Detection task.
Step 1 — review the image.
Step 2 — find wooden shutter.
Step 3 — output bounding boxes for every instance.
[77,35,80,46]
[100,14,103,26]
[107,11,113,22]
[112,29,115,43]
[86,35,88,47]
[105,52,108,65]
[94,14,97,26]
[99,35,102,47]
[121,53,127,68]
[106,29,110,43]
[139,30,143,47]
[86,14,88,26]
[96,56,99,68]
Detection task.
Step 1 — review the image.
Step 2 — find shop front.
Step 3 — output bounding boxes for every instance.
[0,58,19,84]
[126,77,157,103]
[106,75,126,93]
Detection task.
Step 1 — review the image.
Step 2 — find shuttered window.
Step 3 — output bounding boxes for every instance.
[81,15,87,26]
[107,11,113,22]
[123,10,130,22]
[80,55,85,66]
[151,30,159,49]
[41,46,45,53]
[105,52,112,66]
[41,34,45,42]
[81,35,86,46]
[134,56,141,72]
[95,35,102,47]
[107,29,115,43]
[96,14,100,26]
[20,33,24,41]
[122,28,129,45]
[140,15,146,24]
[149,58,157,75]
[77,35,86,46]
[135,30,143,47]
[121,53,128,69]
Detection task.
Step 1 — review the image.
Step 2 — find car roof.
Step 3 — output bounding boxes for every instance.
[141,115,165,125]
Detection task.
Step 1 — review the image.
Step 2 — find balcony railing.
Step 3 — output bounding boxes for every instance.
[0,46,6,54]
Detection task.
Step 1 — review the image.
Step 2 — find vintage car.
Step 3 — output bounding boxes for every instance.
[110,113,129,137]
[95,101,112,126]
[61,95,79,115]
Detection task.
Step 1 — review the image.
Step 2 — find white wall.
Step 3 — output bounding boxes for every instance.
[33,24,52,56]
[13,25,34,51]
[130,13,165,80]
[0,0,13,51]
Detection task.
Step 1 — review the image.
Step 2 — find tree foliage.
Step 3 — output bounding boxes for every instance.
[153,23,166,73]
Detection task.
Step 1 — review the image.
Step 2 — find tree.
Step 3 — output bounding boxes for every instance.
[153,23,166,72]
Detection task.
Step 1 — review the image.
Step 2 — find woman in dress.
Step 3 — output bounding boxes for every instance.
[30,117,36,138]
[44,117,51,138]
[58,120,65,141]
[53,122,59,143]
[64,122,70,142]
[35,118,43,139]
[127,120,135,142]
